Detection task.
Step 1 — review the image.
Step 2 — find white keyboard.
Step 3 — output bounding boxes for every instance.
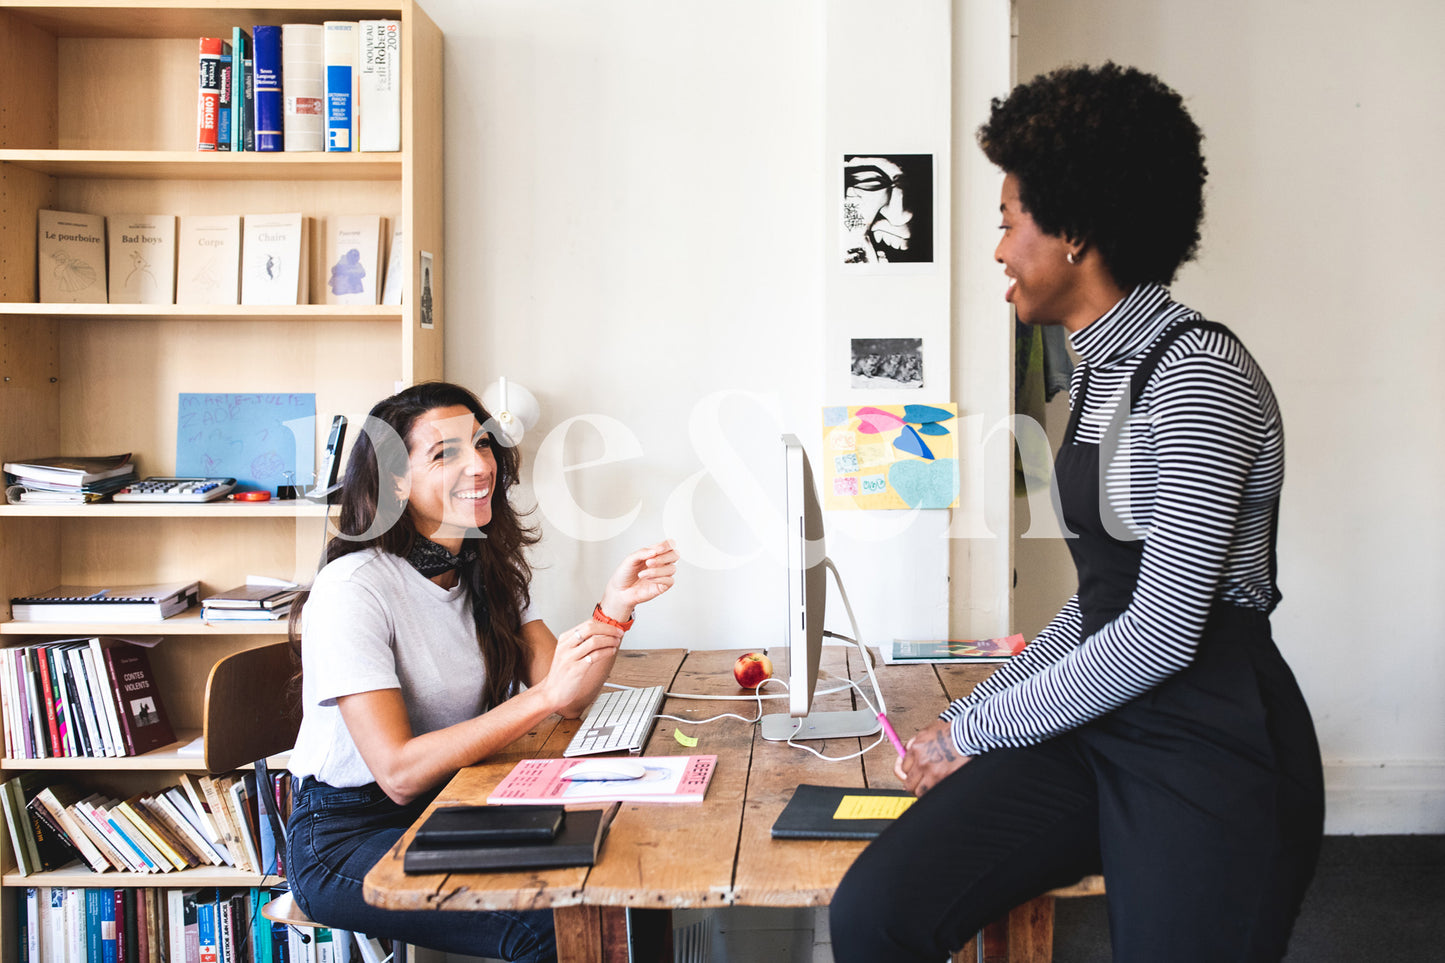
[564,684,666,757]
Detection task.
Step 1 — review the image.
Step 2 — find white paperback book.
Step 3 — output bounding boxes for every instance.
[324,214,384,305]
[282,23,325,151]
[323,21,359,151]
[360,19,401,151]
[380,223,403,305]
[107,214,177,304]
[240,213,308,305]
[37,209,107,304]
[175,214,242,305]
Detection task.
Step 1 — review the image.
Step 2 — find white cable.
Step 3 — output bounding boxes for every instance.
[602,560,891,763]
[656,675,795,726]
[823,557,888,718]
[602,679,856,701]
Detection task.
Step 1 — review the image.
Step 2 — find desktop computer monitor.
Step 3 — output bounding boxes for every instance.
[759,435,881,742]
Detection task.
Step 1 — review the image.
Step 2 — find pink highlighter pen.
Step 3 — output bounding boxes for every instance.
[877,712,907,759]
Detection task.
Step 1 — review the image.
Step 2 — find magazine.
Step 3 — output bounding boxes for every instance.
[487,755,717,805]
[883,634,1028,665]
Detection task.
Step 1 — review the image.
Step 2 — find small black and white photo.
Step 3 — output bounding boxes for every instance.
[420,250,435,329]
[842,153,934,266]
[129,695,158,728]
[851,337,924,388]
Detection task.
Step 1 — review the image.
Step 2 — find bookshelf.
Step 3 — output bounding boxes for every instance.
[0,0,443,943]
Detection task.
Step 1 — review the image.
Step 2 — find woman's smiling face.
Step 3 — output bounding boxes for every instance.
[995,173,1079,328]
[401,404,496,546]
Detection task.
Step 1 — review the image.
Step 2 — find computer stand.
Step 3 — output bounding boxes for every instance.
[760,557,883,742]
[759,707,881,741]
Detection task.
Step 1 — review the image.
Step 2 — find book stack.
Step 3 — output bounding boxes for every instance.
[201,583,300,623]
[9,582,200,624]
[200,19,400,153]
[0,637,178,760]
[403,804,614,874]
[0,769,292,882]
[0,882,360,963]
[3,453,136,504]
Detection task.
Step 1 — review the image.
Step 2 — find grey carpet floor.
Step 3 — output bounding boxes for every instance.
[1052,835,1445,962]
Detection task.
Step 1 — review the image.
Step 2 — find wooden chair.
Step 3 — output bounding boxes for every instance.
[952,875,1108,963]
[201,640,302,777]
[203,641,407,963]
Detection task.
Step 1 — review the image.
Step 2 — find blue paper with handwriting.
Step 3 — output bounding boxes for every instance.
[176,393,316,494]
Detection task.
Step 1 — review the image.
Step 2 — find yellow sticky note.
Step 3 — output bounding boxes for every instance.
[674,729,699,748]
[833,795,915,820]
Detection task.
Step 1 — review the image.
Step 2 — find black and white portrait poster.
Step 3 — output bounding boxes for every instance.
[842,153,934,267]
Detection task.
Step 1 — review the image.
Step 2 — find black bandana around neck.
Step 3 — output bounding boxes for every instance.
[405,535,478,578]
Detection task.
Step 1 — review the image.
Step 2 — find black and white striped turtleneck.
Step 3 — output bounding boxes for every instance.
[940,284,1285,756]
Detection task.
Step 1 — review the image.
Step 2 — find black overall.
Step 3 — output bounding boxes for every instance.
[831,321,1325,962]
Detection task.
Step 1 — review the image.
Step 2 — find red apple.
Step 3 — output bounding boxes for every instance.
[733,651,774,689]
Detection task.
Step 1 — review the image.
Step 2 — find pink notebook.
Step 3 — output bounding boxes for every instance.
[487,755,718,805]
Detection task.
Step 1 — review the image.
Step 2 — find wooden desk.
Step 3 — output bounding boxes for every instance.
[363,646,1021,961]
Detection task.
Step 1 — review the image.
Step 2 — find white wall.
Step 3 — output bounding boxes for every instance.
[1012,0,1445,833]
[425,0,1442,833]
[429,0,1012,658]
[437,0,831,654]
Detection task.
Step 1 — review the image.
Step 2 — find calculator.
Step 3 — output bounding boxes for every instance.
[112,476,237,502]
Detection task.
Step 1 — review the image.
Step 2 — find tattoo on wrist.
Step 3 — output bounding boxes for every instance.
[924,731,957,764]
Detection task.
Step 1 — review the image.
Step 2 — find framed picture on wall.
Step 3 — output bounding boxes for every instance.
[841,153,934,267]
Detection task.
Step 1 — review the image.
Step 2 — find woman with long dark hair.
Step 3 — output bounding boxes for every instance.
[284,381,676,962]
[830,64,1323,961]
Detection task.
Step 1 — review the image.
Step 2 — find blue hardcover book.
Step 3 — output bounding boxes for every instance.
[217,47,233,150]
[254,771,280,876]
[251,888,275,963]
[271,915,290,963]
[196,889,220,963]
[83,889,107,963]
[253,25,284,151]
[323,21,357,151]
[98,887,117,963]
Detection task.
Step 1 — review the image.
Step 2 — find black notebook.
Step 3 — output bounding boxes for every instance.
[403,806,612,874]
[413,804,564,846]
[770,784,917,840]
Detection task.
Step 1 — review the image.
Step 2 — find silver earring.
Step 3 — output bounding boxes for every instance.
[1066,251,1079,265]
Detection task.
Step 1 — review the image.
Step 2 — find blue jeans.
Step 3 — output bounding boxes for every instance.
[286,777,557,962]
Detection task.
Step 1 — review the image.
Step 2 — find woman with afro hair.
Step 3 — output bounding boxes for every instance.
[830,64,1324,962]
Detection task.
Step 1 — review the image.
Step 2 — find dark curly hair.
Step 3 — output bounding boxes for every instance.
[978,62,1207,288]
[289,381,541,710]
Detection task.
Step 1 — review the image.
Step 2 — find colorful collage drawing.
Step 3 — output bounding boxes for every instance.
[821,404,959,510]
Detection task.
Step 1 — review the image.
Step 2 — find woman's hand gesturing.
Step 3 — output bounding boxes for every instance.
[596,539,678,625]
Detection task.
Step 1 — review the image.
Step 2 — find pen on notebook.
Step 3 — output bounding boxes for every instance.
[877,712,906,759]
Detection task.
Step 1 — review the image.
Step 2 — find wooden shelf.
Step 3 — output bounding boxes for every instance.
[3,865,284,888]
[1,3,404,41]
[0,148,400,181]
[1,610,292,636]
[0,302,400,322]
[3,735,289,773]
[0,499,338,518]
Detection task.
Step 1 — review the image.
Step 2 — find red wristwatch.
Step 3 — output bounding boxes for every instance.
[592,602,634,631]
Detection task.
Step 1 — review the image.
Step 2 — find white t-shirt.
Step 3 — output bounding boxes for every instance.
[287,548,537,787]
